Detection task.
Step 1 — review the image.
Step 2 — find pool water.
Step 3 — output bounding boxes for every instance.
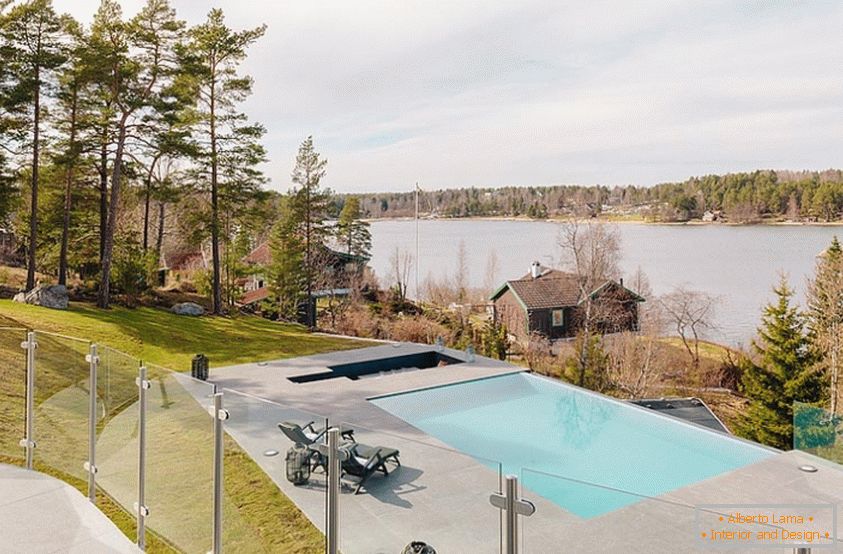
[370,372,774,518]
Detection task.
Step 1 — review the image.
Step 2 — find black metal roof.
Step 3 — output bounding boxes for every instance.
[628,397,730,434]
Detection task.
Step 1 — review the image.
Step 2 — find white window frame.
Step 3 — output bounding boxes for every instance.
[551,309,564,327]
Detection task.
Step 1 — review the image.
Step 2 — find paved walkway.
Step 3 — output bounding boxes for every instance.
[0,463,138,554]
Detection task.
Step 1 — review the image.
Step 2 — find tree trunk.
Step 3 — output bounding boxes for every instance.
[98,131,108,263]
[58,83,79,286]
[209,80,222,315]
[142,176,152,252]
[155,200,165,261]
[141,155,159,253]
[26,63,41,292]
[98,118,128,309]
[305,179,313,328]
[832,324,839,414]
[577,298,593,387]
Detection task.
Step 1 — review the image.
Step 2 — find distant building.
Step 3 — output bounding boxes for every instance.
[489,262,644,343]
[239,241,367,319]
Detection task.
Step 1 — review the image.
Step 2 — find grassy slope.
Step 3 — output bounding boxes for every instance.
[0,300,362,370]
[0,301,368,553]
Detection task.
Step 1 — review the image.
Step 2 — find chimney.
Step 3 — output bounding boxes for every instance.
[619,277,624,287]
[530,261,541,279]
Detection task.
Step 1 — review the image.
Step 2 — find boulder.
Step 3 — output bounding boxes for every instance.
[12,284,69,310]
[171,302,205,316]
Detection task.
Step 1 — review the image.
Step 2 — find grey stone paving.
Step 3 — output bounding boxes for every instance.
[0,463,138,554]
[210,343,843,554]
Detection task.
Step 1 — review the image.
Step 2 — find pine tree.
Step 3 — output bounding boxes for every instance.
[336,196,371,259]
[178,8,266,314]
[89,0,185,308]
[288,136,331,327]
[738,277,826,449]
[266,199,305,321]
[807,236,843,413]
[0,0,69,290]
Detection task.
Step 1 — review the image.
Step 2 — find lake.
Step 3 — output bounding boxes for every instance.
[368,219,843,345]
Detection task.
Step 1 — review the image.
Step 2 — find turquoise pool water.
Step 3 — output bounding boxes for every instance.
[370,372,774,518]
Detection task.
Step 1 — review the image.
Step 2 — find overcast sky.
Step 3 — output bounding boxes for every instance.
[53,1,843,193]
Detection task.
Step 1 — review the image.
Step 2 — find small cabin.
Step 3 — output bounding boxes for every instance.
[490,262,644,343]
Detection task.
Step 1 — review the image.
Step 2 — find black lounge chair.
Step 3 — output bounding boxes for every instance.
[278,422,356,473]
[340,442,401,494]
[277,421,355,446]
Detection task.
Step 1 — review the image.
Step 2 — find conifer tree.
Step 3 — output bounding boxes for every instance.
[178,8,266,314]
[336,195,371,259]
[739,277,826,449]
[266,199,305,320]
[288,136,331,327]
[0,0,69,290]
[807,236,843,413]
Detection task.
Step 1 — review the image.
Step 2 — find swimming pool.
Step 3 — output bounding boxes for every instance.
[370,372,774,518]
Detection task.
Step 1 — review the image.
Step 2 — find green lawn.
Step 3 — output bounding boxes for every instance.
[0,300,370,553]
[0,300,364,370]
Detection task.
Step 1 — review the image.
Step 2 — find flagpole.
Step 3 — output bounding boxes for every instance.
[415,182,420,301]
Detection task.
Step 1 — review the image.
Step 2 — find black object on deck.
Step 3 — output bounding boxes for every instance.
[191,354,209,381]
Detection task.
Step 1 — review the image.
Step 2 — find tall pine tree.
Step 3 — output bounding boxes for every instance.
[289,136,331,327]
[178,8,266,315]
[738,277,826,449]
[0,0,69,290]
[807,236,843,413]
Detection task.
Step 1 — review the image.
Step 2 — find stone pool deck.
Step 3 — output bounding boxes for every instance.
[209,343,843,553]
[0,463,139,553]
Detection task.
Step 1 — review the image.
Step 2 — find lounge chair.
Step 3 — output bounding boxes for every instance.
[278,422,356,473]
[277,421,355,446]
[340,442,401,494]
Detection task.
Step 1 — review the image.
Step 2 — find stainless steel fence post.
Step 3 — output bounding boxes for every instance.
[19,331,36,470]
[327,428,341,554]
[135,365,150,551]
[210,390,229,554]
[490,475,535,554]
[85,344,99,502]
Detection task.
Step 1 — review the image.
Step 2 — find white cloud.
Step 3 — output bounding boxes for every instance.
[53,0,843,192]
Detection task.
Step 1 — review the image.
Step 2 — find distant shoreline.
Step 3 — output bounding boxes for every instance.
[365,215,843,227]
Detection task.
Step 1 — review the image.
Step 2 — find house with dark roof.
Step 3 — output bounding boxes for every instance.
[239,241,367,312]
[489,261,644,343]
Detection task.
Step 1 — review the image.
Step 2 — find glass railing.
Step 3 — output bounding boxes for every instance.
[794,401,843,464]
[33,331,91,482]
[145,365,216,553]
[221,387,329,553]
[94,346,140,524]
[520,465,839,551]
[339,420,503,554]
[0,327,26,466]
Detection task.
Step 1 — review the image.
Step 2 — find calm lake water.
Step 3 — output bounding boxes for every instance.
[369,219,843,345]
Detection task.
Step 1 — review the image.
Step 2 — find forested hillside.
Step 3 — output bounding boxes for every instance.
[348,169,843,223]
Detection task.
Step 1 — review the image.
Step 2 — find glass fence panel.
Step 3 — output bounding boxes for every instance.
[33,331,91,482]
[221,388,329,553]
[340,420,503,554]
[794,401,843,463]
[521,467,837,552]
[0,328,26,466]
[145,365,215,554]
[94,346,140,526]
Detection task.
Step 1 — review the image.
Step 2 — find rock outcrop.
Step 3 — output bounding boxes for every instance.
[12,284,69,310]
[171,302,205,316]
